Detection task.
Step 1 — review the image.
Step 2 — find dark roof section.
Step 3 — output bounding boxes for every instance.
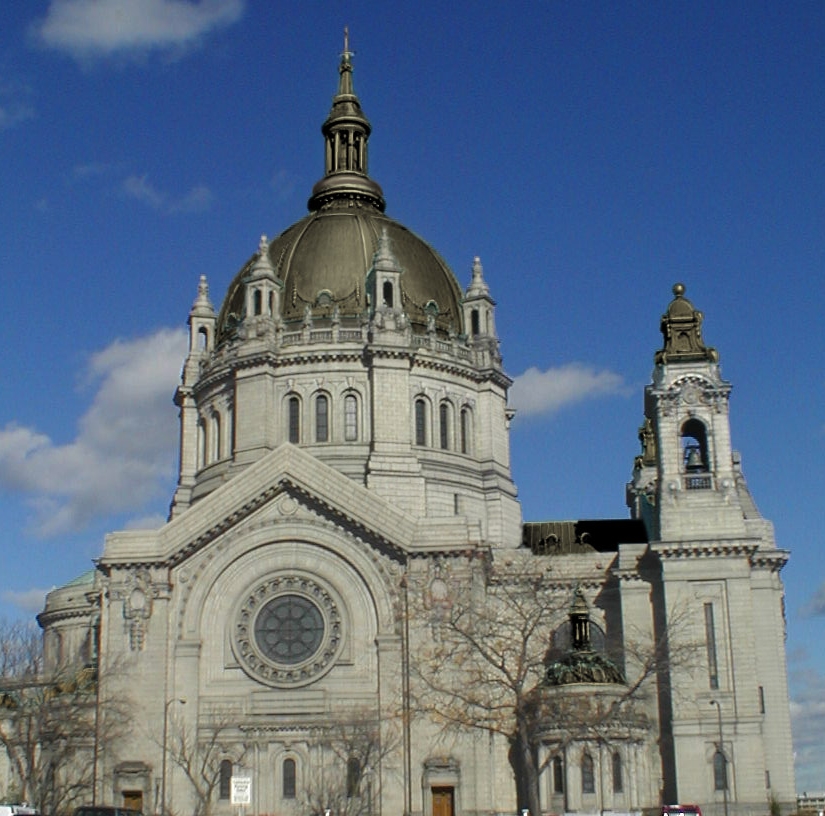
[522,519,648,555]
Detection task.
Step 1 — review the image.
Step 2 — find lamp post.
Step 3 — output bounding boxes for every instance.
[161,698,185,816]
[709,699,729,816]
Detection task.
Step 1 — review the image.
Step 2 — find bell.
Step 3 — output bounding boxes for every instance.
[686,446,704,471]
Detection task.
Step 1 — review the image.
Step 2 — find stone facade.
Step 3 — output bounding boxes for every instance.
[34,46,794,816]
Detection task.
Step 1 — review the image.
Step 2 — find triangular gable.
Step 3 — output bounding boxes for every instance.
[102,444,416,566]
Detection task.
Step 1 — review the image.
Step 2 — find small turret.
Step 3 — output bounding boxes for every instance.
[188,274,215,355]
[462,256,498,341]
[243,235,283,330]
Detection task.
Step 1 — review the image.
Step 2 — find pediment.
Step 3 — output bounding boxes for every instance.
[101,444,416,567]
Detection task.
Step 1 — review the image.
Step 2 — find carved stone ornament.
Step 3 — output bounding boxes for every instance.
[234,574,342,688]
[123,569,154,651]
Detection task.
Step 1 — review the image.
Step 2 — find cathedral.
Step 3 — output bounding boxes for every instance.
[36,40,795,816]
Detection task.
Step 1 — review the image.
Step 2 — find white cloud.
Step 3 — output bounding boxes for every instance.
[801,581,825,617]
[33,0,245,59]
[790,664,825,791]
[122,174,214,214]
[509,363,626,418]
[1,588,50,615]
[0,328,187,537]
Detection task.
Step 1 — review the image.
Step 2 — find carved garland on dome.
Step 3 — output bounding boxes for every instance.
[234,574,342,688]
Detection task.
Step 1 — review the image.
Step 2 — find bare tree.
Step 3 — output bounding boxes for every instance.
[299,709,399,816]
[0,619,131,816]
[410,555,686,816]
[164,707,247,816]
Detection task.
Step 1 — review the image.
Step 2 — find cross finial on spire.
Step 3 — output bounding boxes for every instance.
[342,26,353,64]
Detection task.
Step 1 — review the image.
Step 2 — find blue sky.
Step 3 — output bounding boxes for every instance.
[1,0,824,793]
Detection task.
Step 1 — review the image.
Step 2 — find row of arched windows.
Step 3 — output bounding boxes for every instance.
[551,751,623,795]
[414,397,473,454]
[197,408,232,469]
[219,756,362,802]
[286,392,360,444]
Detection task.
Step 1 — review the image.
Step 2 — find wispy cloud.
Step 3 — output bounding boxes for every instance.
[122,174,214,214]
[32,0,245,60]
[509,363,627,418]
[0,80,35,132]
[790,662,825,790]
[1,589,51,615]
[801,581,825,617]
[0,328,187,537]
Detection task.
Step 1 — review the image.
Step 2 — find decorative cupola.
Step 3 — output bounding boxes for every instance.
[188,274,216,355]
[242,234,283,331]
[308,28,385,212]
[462,256,498,341]
[655,282,718,365]
[544,586,625,686]
[627,284,755,541]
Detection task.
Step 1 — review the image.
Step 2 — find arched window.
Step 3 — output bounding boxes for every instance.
[253,288,262,316]
[315,394,329,442]
[581,751,595,794]
[460,407,472,454]
[197,417,207,469]
[282,757,296,799]
[713,750,728,791]
[219,759,232,800]
[197,326,209,350]
[346,756,361,798]
[471,308,480,336]
[612,751,623,793]
[288,395,301,444]
[344,394,358,441]
[682,417,709,472]
[414,399,427,446]
[210,413,221,463]
[383,280,394,308]
[552,755,564,794]
[439,402,451,450]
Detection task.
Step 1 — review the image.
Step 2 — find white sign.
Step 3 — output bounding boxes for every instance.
[231,776,252,805]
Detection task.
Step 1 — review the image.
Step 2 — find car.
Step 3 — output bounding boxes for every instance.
[73,807,142,816]
[0,805,39,816]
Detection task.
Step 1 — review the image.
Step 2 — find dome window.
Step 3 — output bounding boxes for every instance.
[471,308,480,337]
[287,395,301,444]
[344,394,358,441]
[460,407,472,454]
[315,394,329,442]
[414,398,428,447]
[439,401,452,450]
[253,288,263,316]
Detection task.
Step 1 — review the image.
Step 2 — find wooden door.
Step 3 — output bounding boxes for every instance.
[432,786,454,816]
[122,790,143,812]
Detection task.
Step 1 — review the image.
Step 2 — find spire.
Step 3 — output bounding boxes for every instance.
[655,283,719,365]
[308,29,385,212]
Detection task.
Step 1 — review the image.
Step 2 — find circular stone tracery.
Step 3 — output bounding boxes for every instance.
[235,575,342,687]
[254,594,324,664]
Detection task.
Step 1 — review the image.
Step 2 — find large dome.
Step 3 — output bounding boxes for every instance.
[216,202,463,341]
[216,43,463,342]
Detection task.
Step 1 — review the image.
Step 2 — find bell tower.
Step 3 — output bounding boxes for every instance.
[627,284,751,541]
